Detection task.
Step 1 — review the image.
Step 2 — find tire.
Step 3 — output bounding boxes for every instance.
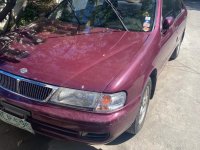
[170,42,181,60]
[126,78,152,135]
[170,32,185,60]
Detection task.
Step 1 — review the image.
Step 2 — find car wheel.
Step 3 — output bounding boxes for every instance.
[126,78,152,135]
[170,41,182,60]
[170,32,185,60]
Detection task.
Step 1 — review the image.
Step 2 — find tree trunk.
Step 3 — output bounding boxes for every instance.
[14,0,28,27]
[0,0,17,22]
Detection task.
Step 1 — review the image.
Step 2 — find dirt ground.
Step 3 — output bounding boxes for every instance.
[0,0,200,150]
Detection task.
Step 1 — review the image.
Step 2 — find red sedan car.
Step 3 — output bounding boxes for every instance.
[0,0,187,144]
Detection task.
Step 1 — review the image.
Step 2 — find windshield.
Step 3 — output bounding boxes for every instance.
[49,0,156,32]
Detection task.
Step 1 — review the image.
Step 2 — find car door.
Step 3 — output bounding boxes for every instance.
[157,0,178,71]
[173,0,187,43]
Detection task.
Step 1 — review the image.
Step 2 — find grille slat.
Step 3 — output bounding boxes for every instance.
[0,71,55,101]
[18,81,53,101]
[0,73,17,92]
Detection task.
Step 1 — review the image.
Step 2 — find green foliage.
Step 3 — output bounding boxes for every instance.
[18,2,38,25]
[0,0,6,5]
[18,0,57,26]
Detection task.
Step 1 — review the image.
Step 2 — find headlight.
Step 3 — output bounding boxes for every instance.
[50,88,126,112]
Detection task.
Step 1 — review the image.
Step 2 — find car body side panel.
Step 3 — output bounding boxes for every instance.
[105,0,187,106]
[174,5,188,43]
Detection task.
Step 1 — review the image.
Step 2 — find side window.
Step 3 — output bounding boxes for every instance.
[173,0,183,17]
[162,0,173,18]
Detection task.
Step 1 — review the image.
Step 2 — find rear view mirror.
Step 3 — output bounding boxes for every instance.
[163,17,174,30]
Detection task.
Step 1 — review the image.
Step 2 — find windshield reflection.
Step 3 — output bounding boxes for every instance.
[49,0,156,32]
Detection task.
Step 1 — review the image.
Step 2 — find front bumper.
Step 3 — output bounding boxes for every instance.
[0,88,140,144]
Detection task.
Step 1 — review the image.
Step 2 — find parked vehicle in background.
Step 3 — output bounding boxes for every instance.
[0,0,187,144]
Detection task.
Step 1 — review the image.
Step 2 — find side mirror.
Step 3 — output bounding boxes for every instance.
[163,16,174,30]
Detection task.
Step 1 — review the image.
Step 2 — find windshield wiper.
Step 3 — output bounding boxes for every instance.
[105,0,128,31]
[66,0,81,26]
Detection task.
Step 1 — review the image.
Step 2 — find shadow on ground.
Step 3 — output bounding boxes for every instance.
[0,121,134,150]
[0,121,98,150]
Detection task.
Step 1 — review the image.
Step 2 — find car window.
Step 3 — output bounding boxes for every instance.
[114,0,156,31]
[49,0,156,32]
[162,0,173,18]
[173,0,183,17]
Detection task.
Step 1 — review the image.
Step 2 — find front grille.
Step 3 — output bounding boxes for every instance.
[0,70,57,101]
[19,81,53,101]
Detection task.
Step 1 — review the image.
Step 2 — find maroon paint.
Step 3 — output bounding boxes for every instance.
[0,0,187,144]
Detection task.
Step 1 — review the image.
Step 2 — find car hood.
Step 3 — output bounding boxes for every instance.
[0,19,149,92]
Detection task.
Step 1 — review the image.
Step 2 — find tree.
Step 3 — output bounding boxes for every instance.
[0,0,17,22]
[0,0,58,33]
[0,0,18,33]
